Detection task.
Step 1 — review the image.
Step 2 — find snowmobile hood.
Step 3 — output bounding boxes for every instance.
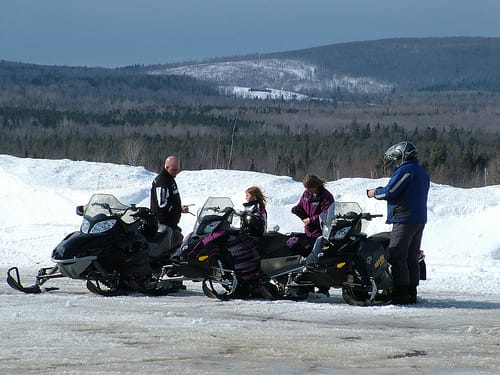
[51,230,130,260]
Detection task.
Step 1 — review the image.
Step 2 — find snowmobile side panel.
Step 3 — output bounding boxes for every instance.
[260,255,303,275]
[53,256,96,278]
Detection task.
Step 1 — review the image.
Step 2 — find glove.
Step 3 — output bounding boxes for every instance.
[291,206,308,220]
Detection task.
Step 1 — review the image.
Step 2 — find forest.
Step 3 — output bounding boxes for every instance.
[0,59,499,188]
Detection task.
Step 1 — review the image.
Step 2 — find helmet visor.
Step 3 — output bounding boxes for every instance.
[383,144,401,166]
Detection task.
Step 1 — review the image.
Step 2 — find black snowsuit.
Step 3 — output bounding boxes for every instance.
[150,168,182,230]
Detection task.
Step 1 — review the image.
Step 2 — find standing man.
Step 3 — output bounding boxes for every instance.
[367,141,429,305]
[150,155,189,254]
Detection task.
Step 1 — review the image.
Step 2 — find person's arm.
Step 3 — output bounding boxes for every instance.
[156,186,170,209]
[291,194,308,220]
[309,192,334,225]
[375,169,412,200]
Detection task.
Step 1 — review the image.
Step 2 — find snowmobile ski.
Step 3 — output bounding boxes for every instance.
[202,275,237,300]
[6,266,60,294]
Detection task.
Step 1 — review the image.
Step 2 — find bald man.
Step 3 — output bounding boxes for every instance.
[150,156,189,254]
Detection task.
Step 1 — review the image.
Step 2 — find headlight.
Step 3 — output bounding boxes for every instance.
[332,226,352,240]
[89,219,117,234]
[81,218,91,233]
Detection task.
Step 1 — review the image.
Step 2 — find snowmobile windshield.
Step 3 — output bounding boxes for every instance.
[82,194,137,224]
[320,202,362,239]
[194,197,238,235]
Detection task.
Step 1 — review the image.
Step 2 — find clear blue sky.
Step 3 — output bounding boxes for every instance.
[1,0,499,68]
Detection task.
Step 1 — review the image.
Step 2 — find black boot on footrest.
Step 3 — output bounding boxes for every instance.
[292,273,313,285]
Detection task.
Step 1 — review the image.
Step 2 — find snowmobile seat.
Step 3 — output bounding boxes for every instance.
[368,232,391,246]
[255,232,296,258]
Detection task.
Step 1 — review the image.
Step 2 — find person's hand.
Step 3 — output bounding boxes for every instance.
[181,205,190,213]
[366,189,376,198]
[302,218,311,226]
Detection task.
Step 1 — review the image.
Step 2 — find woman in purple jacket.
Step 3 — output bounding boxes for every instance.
[288,174,335,256]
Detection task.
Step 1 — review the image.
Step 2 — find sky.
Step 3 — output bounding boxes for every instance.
[1,0,500,68]
[0,154,499,373]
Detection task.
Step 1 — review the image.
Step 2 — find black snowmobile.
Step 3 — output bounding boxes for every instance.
[295,201,427,306]
[163,197,426,305]
[7,194,184,296]
[162,196,313,300]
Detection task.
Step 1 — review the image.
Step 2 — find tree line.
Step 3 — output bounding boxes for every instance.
[1,101,498,188]
[1,60,499,187]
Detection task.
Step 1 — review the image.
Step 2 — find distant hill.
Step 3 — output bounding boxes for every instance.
[147,37,500,96]
[3,37,500,100]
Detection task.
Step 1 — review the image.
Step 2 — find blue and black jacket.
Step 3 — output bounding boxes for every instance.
[374,159,430,224]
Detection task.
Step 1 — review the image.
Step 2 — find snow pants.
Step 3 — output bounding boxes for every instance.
[388,223,425,287]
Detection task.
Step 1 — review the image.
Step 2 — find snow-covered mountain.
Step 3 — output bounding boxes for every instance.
[145,37,500,99]
[149,58,393,100]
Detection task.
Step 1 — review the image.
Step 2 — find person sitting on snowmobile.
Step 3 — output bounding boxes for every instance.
[240,186,268,236]
[287,173,335,256]
[287,174,334,295]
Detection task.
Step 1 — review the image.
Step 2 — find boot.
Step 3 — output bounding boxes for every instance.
[409,285,418,304]
[292,272,313,285]
[392,285,410,305]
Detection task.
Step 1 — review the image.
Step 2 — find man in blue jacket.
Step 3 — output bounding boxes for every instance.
[367,141,429,305]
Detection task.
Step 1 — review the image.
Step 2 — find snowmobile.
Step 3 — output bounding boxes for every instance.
[163,197,426,305]
[7,194,184,296]
[162,196,314,300]
[295,201,427,306]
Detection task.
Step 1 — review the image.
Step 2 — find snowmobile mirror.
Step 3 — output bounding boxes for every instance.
[76,205,84,216]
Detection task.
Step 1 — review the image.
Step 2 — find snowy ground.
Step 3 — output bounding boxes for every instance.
[1,155,499,374]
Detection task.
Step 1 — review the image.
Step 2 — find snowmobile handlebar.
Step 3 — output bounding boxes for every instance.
[336,211,383,221]
[361,213,383,221]
[130,206,153,219]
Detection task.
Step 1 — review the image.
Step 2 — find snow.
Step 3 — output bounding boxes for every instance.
[1,154,499,374]
[150,58,393,96]
[219,85,311,101]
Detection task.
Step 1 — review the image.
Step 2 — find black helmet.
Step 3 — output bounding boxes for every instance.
[135,208,158,239]
[241,214,266,236]
[384,141,418,166]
